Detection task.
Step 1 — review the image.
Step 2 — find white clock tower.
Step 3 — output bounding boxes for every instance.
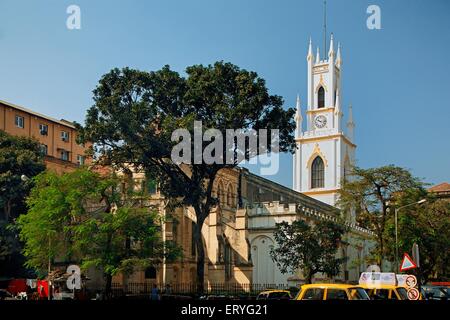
[293,35,356,207]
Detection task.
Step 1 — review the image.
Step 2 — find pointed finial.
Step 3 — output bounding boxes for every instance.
[307,37,313,61]
[316,47,320,64]
[347,104,355,126]
[328,33,334,57]
[347,104,355,141]
[295,94,303,137]
[295,94,302,119]
[336,42,342,66]
[334,90,341,113]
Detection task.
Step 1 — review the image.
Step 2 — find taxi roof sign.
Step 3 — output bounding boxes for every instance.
[400,253,417,272]
[359,272,396,286]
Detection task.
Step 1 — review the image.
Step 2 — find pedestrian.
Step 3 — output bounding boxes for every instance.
[150,284,159,301]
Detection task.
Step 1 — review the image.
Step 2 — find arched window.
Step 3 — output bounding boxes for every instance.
[145,266,157,279]
[217,181,225,206]
[311,156,325,188]
[226,184,233,207]
[318,87,325,108]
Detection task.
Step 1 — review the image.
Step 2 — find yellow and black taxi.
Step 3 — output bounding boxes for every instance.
[359,284,409,300]
[294,284,370,300]
[256,289,292,300]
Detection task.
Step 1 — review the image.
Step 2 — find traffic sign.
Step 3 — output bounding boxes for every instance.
[400,253,417,272]
[407,288,420,300]
[405,275,417,288]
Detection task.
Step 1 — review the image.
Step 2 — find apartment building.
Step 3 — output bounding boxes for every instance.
[0,99,90,174]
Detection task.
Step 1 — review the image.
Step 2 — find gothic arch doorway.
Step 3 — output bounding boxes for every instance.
[251,236,275,284]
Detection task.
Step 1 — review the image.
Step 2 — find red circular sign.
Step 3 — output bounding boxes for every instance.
[405,275,417,288]
[407,288,419,300]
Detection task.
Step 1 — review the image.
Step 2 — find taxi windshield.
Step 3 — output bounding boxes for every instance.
[349,287,370,300]
[397,287,409,300]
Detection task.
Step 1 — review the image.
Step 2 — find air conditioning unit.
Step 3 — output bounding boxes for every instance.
[39,124,48,135]
[61,131,69,141]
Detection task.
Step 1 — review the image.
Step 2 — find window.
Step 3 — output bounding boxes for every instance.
[15,115,24,128]
[40,144,48,156]
[318,86,325,108]
[76,155,85,165]
[224,243,233,280]
[302,288,325,300]
[227,185,234,207]
[191,222,196,257]
[60,150,69,161]
[144,267,157,279]
[39,124,48,135]
[172,219,178,244]
[349,288,370,300]
[396,287,408,300]
[372,289,390,300]
[268,292,291,300]
[61,131,69,142]
[311,156,325,188]
[326,289,349,300]
[146,179,157,194]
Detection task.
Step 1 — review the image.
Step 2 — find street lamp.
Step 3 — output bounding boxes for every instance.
[394,199,426,273]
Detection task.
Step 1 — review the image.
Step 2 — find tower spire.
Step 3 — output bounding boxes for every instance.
[347,104,355,141]
[316,47,320,64]
[328,33,334,57]
[336,42,342,67]
[295,94,303,137]
[307,37,313,61]
[323,0,327,60]
[334,90,343,131]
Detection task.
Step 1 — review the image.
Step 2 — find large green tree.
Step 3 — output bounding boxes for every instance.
[338,165,424,269]
[0,131,45,277]
[76,62,296,291]
[270,220,347,283]
[18,168,181,295]
[384,189,450,282]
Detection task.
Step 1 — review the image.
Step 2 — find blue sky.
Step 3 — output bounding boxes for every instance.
[0,0,449,187]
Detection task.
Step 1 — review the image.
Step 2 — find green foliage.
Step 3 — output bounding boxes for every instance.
[18,168,181,288]
[384,191,450,282]
[0,131,45,221]
[338,165,424,268]
[0,131,45,277]
[76,62,296,289]
[270,219,347,283]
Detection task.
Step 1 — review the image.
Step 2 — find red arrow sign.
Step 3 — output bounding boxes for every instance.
[400,253,417,272]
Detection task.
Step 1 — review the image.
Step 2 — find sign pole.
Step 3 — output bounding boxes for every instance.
[412,243,421,297]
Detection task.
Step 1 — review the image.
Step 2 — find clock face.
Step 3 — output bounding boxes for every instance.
[314,115,327,128]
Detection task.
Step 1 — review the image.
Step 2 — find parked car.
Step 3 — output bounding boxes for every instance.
[294,284,370,300]
[0,289,16,300]
[421,285,449,301]
[359,284,409,300]
[256,290,292,300]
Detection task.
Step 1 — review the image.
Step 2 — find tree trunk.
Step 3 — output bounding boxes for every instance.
[105,274,112,299]
[376,232,384,271]
[193,218,205,294]
[305,268,314,284]
[5,200,11,222]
